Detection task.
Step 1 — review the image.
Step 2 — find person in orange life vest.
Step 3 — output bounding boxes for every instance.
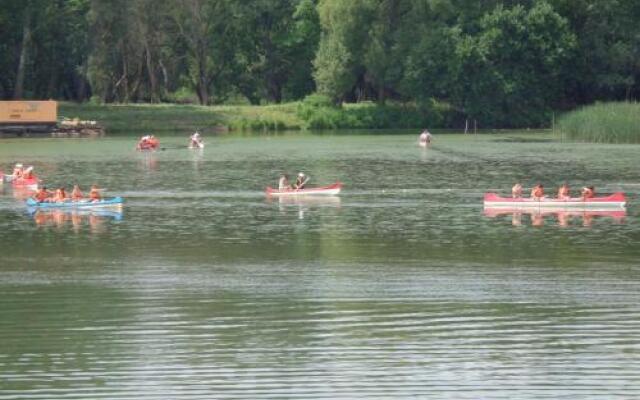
[557,183,570,200]
[530,183,544,200]
[34,186,51,203]
[581,186,595,199]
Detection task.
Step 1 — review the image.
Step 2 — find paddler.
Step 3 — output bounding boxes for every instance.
[278,174,290,190]
[190,131,203,148]
[294,172,308,190]
[148,135,159,148]
[23,166,34,179]
[581,186,595,199]
[34,186,51,203]
[52,187,68,203]
[89,185,102,202]
[12,163,24,179]
[71,185,84,201]
[531,183,544,200]
[511,183,523,198]
[419,129,432,146]
[557,183,571,200]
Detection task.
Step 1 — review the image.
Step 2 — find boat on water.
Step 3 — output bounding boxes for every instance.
[12,176,39,191]
[25,197,124,210]
[265,182,342,196]
[483,192,626,209]
[136,135,160,151]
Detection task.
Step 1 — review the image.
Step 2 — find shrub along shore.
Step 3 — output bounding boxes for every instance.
[61,100,640,144]
[60,96,456,134]
[556,102,640,144]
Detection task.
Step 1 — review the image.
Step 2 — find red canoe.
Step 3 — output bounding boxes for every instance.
[136,138,160,151]
[484,192,626,208]
[266,182,342,196]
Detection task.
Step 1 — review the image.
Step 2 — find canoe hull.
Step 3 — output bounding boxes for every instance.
[12,177,38,191]
[266,182,342,197]
[484,192,626,209]
[25,197,124,210]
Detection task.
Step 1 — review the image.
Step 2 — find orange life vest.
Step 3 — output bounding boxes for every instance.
[532,187,544,198]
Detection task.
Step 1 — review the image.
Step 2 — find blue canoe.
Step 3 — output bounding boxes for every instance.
[25,197,124,209]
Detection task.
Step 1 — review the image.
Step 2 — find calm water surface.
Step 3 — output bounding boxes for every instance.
[1,133,639,399]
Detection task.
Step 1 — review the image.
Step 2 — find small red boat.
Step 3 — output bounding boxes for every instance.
[136,136,160,151]
[484,192,626,209]
[266,182,342,196]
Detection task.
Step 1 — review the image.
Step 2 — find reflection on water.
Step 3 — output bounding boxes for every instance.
[267,195,341,220]
[484,208,626,227]
[1,134,640,399]
[29,208,123,232]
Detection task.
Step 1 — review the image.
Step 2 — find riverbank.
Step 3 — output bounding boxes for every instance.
[59,102,303,134]
[59,99,452,134]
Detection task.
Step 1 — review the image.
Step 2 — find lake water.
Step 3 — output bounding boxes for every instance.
[1,133,639,399]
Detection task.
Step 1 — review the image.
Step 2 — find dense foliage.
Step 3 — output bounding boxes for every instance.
[1,0,639,127]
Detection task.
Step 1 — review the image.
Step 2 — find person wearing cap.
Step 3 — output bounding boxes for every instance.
[294,172,308,189]
[12,163,24,179]
[581,186,595,199]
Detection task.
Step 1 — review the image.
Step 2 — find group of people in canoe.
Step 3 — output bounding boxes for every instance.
[33,185,102,203]
[2,163,37,184]
[136,132,206,151]
[136,135,160,151]
[511,182,596,200]
[278,172,309,190]
[8,163,36,180]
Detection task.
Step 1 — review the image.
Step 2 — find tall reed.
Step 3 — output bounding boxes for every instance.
[556,102,640,144]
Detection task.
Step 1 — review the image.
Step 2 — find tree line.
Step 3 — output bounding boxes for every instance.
[1,0,639,127]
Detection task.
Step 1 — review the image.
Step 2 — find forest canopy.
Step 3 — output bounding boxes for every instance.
[1,0,639,127]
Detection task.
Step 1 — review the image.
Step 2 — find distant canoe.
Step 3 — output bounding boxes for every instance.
[265,182,342,196]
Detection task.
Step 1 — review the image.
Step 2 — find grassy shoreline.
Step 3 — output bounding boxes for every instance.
[59,102,304,134]
[59,99,451,134]
[556,102,640,144]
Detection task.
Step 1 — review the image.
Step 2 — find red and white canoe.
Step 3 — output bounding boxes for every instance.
[266,182,342,197]
[484,208,626,219]
[484,192,626,209]
[12,176,39,191]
